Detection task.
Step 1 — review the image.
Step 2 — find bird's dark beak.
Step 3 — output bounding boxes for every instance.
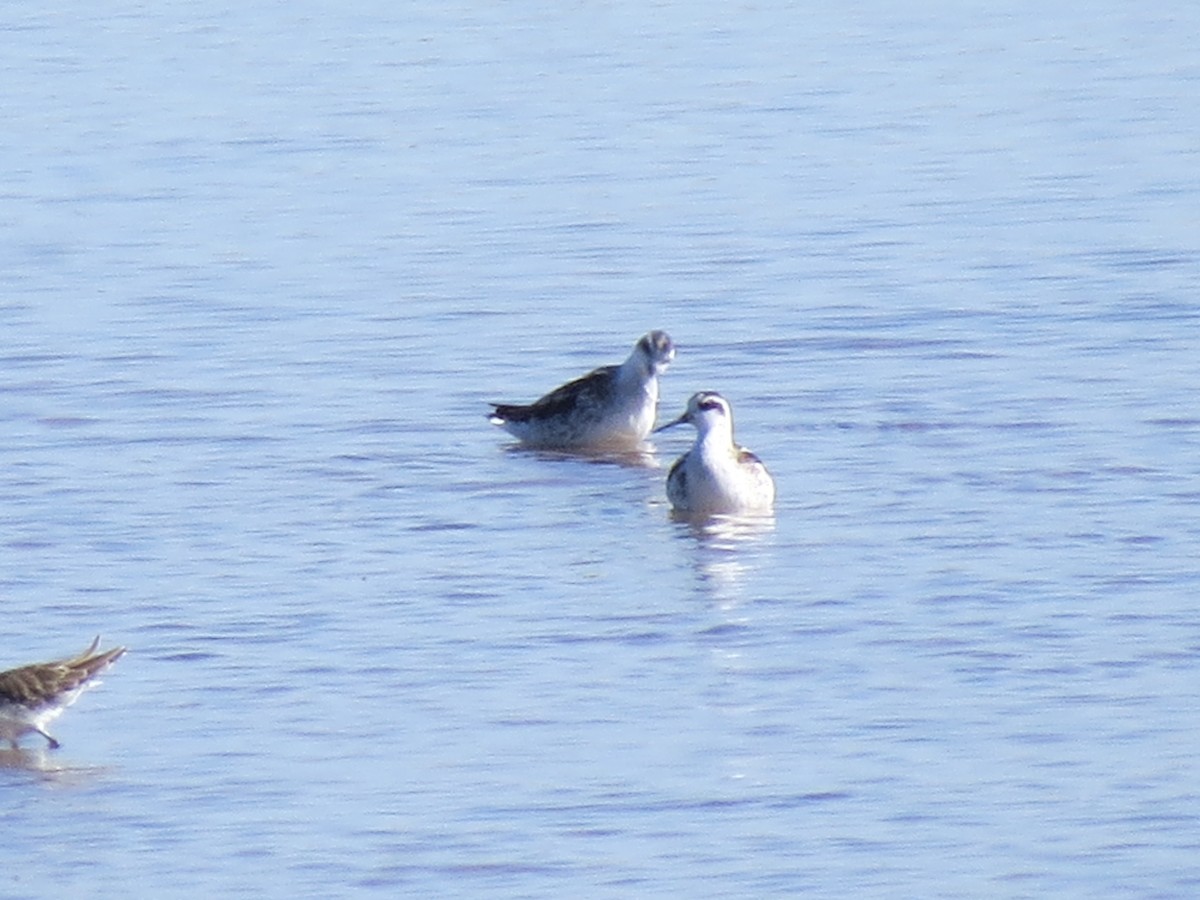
[653,411,688,433]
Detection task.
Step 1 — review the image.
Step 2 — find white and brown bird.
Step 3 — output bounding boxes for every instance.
[656,391,775,516]
[489,330,676,451]
[0,637,126,750]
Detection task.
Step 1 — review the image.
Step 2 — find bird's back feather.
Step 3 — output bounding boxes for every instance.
[0,638,127,708]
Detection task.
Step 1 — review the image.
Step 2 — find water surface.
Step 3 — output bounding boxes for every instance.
[2,1,1199,896]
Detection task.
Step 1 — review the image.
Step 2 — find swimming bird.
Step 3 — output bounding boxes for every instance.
[656,391,775,515]
[489,330,676,450]
[0,637,126,750]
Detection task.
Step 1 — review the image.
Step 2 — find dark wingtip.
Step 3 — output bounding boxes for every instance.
[489,402,535,425]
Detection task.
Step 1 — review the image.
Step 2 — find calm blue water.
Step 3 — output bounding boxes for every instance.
[3,1,1200,896]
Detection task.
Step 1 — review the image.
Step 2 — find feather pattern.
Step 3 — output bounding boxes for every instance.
[489,331,675,450]
[0,637,127,749]
[656,391,775,515]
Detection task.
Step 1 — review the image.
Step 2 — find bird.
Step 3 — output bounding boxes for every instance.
[489,330,676,450]
[655,391,775,515]
[0,637,126,750]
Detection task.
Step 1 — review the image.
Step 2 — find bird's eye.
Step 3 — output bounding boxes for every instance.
[698,398,723,412]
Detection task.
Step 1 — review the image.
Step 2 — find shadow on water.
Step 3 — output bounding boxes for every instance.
[669,511,776,607]
[669,510,777,546]
[501,442,662,469]
[0,747,112,785]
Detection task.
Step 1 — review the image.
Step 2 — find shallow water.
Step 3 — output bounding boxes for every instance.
[3,1,1200,896]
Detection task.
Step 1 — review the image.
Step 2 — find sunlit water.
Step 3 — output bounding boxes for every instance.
[3,1,1199,896]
